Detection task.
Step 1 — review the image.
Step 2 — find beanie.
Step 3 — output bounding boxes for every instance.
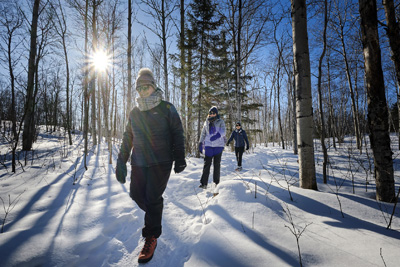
[136,68,156,89]
[209,106,218,115]
[236,122,241,126]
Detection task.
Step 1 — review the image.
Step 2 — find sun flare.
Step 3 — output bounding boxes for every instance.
[91,50,110,72]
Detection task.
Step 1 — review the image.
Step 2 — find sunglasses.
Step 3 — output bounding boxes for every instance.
[209,112,216,115]
[236,125,240,127]
[137,85,151,92]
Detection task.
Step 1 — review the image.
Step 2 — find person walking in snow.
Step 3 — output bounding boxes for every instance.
[198,106,226,189]
[226,122,249,171]
[115,68,186,263]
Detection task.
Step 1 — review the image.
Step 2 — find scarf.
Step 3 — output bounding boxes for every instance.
[137,88,163,111]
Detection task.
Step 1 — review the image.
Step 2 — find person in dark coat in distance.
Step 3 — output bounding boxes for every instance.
[226,122,249,171]
[198,106,226,189]
[115,68,186,264]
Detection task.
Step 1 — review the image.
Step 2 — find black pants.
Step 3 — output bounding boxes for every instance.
[200,152,222,186]
[235,146,245,167]
[130,162,172,238]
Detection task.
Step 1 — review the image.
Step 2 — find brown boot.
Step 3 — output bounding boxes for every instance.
[138,236,157,263]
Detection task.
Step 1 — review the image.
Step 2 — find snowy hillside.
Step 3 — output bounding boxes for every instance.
[0,131,399,266]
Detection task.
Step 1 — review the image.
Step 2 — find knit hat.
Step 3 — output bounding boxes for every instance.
[209,106,218,115]
[236,122,241,126]
[136,68,156,89]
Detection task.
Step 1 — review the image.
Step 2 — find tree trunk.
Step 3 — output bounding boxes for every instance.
[382,0,400,150]
[127,0,132,118]
[162,0,169,101]
[359,0,395,202]
[180,0,186,153]
[84,0,89,169]
[22,0,40,151]
[91,0,97,146]
[291,0,317,190]
[317,0,328,183]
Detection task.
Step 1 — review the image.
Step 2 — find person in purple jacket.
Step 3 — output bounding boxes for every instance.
[198,106,226,189]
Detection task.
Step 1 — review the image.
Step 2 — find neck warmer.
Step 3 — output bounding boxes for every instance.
[137,88,163,111]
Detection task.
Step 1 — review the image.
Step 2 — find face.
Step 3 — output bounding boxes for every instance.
[137,85,155,98]
[208,111,217,118]
[236,124,241,129]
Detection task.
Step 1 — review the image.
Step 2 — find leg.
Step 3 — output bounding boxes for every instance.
[130,165,147,212]
[235,147,240,166]
[237,147,244,167]
[142,163,172,238]
[213,151,222,185]
[200,155,213,186]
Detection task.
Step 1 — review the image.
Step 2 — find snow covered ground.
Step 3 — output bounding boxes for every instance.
[0,130,399,267]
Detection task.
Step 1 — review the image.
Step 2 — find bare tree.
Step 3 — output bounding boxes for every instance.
[22,0,41,151]
[291,0,317,190]
[51,0,73,145]
[358,0,395,202]
[317,0,329,183]
[382,0,400,150]
[0,2,24,172]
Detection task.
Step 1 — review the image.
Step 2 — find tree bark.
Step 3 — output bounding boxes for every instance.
[358,0,395,202]
[291,0,317,190]
[127,0,132,118]
[91,0,98,146]
[22,0,41,151]
[382,0,400,150]
[317,0,328,183]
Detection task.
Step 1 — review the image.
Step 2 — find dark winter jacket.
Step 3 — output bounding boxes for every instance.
[118,101,185,167]
[227,128,249,148]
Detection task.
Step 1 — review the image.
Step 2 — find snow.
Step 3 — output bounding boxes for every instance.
[0,131,399,267]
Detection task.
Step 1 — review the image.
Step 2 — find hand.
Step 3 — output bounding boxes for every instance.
[116,158,127,184]
[174,159,187,173]
[246,145,249,150]
[210,132,221,141]
[226,142,229,146]
[198,143,203,154]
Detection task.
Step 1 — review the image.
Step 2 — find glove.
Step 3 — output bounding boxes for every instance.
[226,142,230,146]
[246,145,249,150]
[210,132,221,141]
[198,143,203,154]
[115,158,127,184]
[174,159,187,173]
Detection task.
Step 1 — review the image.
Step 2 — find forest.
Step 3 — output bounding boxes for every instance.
[0,0,400,204]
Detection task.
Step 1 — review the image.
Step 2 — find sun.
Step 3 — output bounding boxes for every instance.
[91,49,110,72]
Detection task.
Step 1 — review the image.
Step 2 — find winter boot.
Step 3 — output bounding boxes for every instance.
[199,184,207,189]
[138,236,157,263]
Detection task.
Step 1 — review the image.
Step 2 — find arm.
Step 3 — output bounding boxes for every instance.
[169,104,185,162]
[244,131,249,149]
[118,110,134,162]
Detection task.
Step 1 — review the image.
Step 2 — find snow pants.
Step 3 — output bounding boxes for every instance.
[200,150,222,186]
[129,162,172,238]
[235,146,245,167]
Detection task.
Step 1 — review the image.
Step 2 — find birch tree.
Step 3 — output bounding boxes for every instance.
[291,0,317,190]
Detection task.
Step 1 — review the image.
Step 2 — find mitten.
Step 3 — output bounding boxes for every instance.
[174,159,187,173]
[246,145,249,150]
[116,158,127,184]
[198,143,203,154]
[226,142,230,146]
[210,132,221,141]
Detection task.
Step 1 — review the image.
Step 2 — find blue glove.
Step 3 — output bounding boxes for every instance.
[116,158,127,184]
[210,132,221,141]
[198,143,203,154]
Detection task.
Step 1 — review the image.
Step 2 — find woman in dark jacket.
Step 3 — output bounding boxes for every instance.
[226,122,249,171]
[116,68,186,263]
